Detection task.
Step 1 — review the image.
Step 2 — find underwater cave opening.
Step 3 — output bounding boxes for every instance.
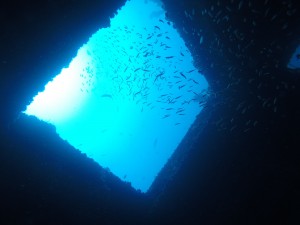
[23,0,209,193]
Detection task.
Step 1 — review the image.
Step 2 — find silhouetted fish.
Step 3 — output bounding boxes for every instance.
[101,94,113,99]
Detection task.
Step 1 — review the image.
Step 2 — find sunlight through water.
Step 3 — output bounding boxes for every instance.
[24,0,209,193]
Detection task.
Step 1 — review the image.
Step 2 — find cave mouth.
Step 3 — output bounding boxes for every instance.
[23,0,209,193]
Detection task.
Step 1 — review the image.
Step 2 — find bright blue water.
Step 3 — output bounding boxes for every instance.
[288,45,300,69]
[24,0,209,193]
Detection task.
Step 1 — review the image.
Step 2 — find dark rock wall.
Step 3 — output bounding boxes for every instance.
[0,1,150,225]
[146,0,300,224]
[0,0,125,125]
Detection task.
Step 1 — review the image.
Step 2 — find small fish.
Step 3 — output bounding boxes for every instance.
[162,114,171,119]
[238,0,243,10]
[200,36,203,44]
[180,72,186,79]
[101,94,113,99]
[154,72,164,82]
[176,109,185,113]
[187,69,196,73]
[192,79,199,84]
[134,91,141,97]
[178,85,186,89]
[147,35,153,40]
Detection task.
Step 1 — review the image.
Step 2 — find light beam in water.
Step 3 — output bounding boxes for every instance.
[23,0,209,193]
